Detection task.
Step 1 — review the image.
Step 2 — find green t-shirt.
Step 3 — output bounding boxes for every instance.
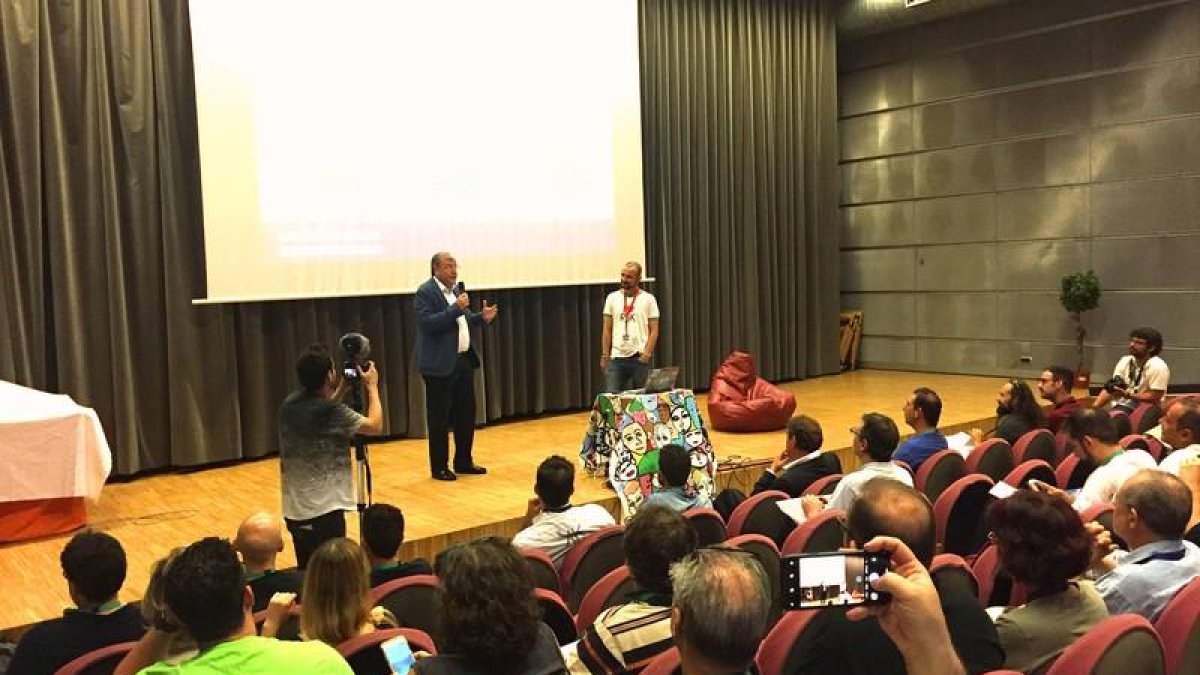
[138,636,352,674]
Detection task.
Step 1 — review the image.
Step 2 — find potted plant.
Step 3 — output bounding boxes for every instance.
[1060,270,1102,391]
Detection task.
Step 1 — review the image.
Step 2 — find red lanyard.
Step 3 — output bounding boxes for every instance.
[622,289,639,318]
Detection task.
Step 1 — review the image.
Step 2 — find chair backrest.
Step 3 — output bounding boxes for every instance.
[684,508,728,547]
[336,627,437,675]
[535,588,579,646]
[914,450,968,503]
[641,646,682,675]
[802,474,843,497]
[930,553,980,599]
[965,439,1016,483]
[574,564,637,633]
[1154,576,1200,675]
[53,641,138,675]
[1110,409,1133,438]
[1054,429,1073,464]
[1004,460,1056,489]
[1056,453,1087,491]
[727,534,783,626]
[520,547,562,596]
[971,543,1028,608]
[1130,403,1164,435]
[781,509,846,556]
[1121,434,1167,462]
[932,474,995,557]
[1013,429,1058,466]
[726,490,795,547]
[559,525,627,612]
[756,609,820,675]
[369,574,443,646]
[1045,614,1165,675]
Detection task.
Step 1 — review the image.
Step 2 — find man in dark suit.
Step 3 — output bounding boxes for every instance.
[415,251,498,481]
[750,415,841,497]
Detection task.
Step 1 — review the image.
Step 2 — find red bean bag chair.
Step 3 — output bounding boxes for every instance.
[707,351,797,432]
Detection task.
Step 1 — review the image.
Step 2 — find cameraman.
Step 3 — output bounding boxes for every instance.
[278,344,383,568]
[1093,327,1169,413]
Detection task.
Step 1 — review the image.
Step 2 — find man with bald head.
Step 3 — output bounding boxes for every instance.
[669,547,770,675]
[233,512,303,612]
[600,261,660,393]
[1089,469,1200,620]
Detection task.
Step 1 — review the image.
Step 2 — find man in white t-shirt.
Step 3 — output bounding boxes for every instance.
[512,455,616,568]
[600,261,660,393]
[1038,408,1157,512]
[1093,327,1169,413]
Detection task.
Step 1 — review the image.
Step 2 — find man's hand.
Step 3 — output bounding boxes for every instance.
[359,361,380,388]
[525,496,543,519]
[1086,521,1118,572]
[969,428,983,446]
[456,292,470,310]
[800,495,823,518]
[638,352,652,364]
[1030,479,1072,504]
[261,592,296,637]
[482,300,499,323]
[770,449,788,473]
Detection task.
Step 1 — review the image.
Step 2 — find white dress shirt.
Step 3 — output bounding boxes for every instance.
[437,279,470,353]
[1159,443,1200,476]
[825,461,913,512]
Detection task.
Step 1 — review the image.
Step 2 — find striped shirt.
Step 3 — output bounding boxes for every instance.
[568,599,673,674]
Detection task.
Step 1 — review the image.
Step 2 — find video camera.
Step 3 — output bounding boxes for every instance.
[1103,375,1128,395]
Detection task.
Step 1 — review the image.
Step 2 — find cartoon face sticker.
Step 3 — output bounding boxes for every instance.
[689,448,710,470]
[610,445,638,482]
[684,428,705,449]
[669,405,693,435]
[622,480,645,511]
[652,423,674,448]
[619,419,649,458]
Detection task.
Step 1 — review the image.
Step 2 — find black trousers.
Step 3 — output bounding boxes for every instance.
[423,354,476,474]
[285,509,346,569]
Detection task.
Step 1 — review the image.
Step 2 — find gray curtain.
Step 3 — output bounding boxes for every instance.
[0,0,840,475]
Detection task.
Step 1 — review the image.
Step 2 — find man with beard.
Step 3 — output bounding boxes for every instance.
[1092,327,1169,413]
[600,261,660,393]
[1038,365,1082,434]
[971,380,1045,446]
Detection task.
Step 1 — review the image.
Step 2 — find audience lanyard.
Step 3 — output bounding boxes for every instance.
[622,289,639,341]
[1135,548,1186,564]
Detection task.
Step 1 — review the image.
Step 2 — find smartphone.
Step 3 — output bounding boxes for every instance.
[343,360,360,380]
[380,634,415,672]
[781,551,891,610]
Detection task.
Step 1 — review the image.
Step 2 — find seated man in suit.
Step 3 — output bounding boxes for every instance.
[361,502,432,587]
[713,415,839,520]
[233,512,303,613]
[8,530,146,675]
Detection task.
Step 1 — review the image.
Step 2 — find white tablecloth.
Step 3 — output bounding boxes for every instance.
[0,380,112,502]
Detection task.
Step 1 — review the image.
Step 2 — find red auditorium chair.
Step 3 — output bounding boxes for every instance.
[756,610,822,675]
[559,525,626,612]
[54,641,138,675]
[914,450,967,503]
[1054,429,1072,464]
[1055,453,1095,491]
[641,647,682,675]
[1130,402,1164,435]
[1044,614,1165,675]
[781,509,846,555]
[965,439,1015,483]
[1154,576,1200,675]
[370,574,442,644]
[802,474,843,497]
[1003,460,1056,490]
[707,351,797,432]
[726,489,795,546]
[972,544,1027,608]
[534,588,579,646]
[1110,409,1133,438]
[931,554,980,598]
[574,565,636,633]
[1013,429,1058,466]
[520,547,562,596]
[727,534,783,625]
[683,508,728,547]
[337,627,437,675]
[933,474,994,557]
[1121,434,1167,462]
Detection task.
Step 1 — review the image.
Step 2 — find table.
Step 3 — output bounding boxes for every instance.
[0,380,112,542]
[580,388,716,521]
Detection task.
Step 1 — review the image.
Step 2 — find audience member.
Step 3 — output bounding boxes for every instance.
[233,512,303,613]
[644,444,713,512]
[414,537,566,675]
[1037,366,1082,434]
[1041,408,1156,511]
[801,413,911,518]
[361,503,433,587]
[971,380,1044,446]
[893,388,947,471]
[668,548,770,675]
[568,505,698,673]
[792,479,1003,675]
[140,547,197,662]
[114,537,351,674]
[985,491,1107,673]
[1088,469,1200,621]
[8,531,146,675]
[1178,459,1200,546]
[1158,398,1200,474]
[1092,327,1169,412]
[262,537,395,646]
[512,456,616,568]
[713,415,838,520]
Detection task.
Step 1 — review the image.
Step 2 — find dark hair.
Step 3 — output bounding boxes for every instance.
[1130,327,1164,356]
[164,537,246,644]
[61,531,127,605]
[1121,469,1192,539]
[985,491,1090,595]
[859,413,900,462]
[1063,407,1120,445]
[658,444,690,487]
[1007,380,1045,429]
[1171,398,1200,441]
[534,455,575,508]
[847,479,936,567]
[295,344,333,392]
[435,537,540,673]
[624,505,698,593]
[787,415,824,453]
[1045,366,1075,391]
[912,388,942,427]
[362,503,405,559]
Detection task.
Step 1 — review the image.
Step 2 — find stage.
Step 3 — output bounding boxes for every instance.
[0,369,1008,633]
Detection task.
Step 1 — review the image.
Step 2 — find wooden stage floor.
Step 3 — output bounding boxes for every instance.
[0,369,1008,632]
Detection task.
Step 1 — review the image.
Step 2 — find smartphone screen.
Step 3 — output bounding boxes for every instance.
[381,634,415,672]
[781,551,890,610]
[343,360,359,379]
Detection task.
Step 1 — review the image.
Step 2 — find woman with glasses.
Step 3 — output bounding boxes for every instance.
[984,490,1107,673]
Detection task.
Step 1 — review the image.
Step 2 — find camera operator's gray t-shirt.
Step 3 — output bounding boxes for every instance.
[278,390,364,521]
